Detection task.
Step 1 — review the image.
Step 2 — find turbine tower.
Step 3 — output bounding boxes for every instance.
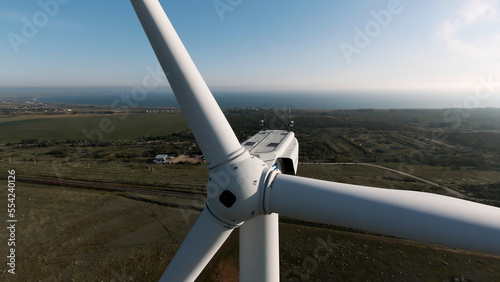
[130,0,500,280]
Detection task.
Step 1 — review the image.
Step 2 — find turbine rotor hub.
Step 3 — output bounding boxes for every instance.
[206,150,272,227]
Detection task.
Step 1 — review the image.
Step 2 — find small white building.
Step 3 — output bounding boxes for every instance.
[153,154,174,164]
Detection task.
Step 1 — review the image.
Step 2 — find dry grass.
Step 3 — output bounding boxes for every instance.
[1,183,499,281]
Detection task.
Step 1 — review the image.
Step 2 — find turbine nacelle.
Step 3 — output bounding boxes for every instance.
[242,130,299,175]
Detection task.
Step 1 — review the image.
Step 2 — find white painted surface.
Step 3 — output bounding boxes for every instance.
[131,0,242,166]
[240,214,280,282]
[159,208,233,282]
[269,174,500,255]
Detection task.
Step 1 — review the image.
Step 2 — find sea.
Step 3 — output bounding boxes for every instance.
[10,89,500,109]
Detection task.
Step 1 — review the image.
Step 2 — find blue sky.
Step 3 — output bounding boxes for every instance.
[1,0,499,99]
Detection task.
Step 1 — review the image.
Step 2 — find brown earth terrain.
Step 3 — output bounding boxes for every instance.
[1,181,500,281]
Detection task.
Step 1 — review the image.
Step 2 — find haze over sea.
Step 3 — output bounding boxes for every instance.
[31,90,500,110]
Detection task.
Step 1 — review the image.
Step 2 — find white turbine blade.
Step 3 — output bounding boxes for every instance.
[160,208,233,281]
[267,174,500,255]
[131,0,242,164]
[239,214,280,282]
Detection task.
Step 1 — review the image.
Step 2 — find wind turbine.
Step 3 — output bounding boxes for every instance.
[130,0,500,280]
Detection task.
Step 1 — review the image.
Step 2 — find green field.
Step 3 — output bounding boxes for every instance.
[1,107,499,202]
[2,104,500,280]
[0,113,188,142]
